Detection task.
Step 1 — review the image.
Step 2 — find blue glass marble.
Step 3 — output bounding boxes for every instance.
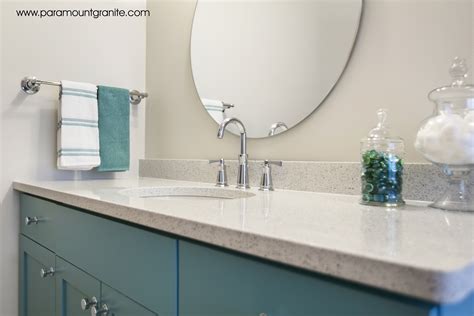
[361,150,404,206]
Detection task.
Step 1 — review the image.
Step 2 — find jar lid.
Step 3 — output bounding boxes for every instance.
[363,108,403,145]
[428,57,474,102]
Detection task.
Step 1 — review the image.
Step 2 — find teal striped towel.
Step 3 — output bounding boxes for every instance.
[57,80,100,170]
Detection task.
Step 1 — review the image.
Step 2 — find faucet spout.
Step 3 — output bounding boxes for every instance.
[217,117,249,189]
[217,118,247,155]
[218,117,246,137]
[268,121,288,136]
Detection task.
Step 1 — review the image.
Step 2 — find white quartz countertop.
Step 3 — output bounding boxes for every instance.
[13,178,474,304]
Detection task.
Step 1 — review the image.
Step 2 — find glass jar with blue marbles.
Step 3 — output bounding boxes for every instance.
[361,109,405,207]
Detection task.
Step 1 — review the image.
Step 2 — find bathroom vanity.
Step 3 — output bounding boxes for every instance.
[15,178,473,316]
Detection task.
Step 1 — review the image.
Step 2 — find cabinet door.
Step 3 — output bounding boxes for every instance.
[53,199,178,315]
[56,257,101,316]
[20,235,56,316]
[100,284,157,316]
[180,240,436,316]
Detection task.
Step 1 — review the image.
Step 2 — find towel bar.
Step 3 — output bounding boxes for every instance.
[20,76,148,105]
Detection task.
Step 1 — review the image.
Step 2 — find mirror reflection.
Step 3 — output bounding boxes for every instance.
[191,0,363,138]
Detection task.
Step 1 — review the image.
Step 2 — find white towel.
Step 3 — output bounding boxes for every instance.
[202,98,227,123]
[57,80,100,170]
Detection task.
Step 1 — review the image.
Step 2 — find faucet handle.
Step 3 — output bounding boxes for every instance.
[259,160,282,191]
[209,159,228,187]
[209,159,223,164]
[264,160,283,167]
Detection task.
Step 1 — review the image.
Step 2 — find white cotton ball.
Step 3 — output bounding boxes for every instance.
[464,110,474,123]
[414,128,426,151]
[462,113,474,147]
[463,118,474,133]
[460,127,474,150]
[437,114,464,148]
[418,113,474,164]
[424,115,445,133]
[424,152,443,164]
[448,149,468,165]
[466,147,474,164]
[414,138,422,151]
[461,122,474,164]
[423,130,442,153]
[422,132,447,163]
[435,149,454,164]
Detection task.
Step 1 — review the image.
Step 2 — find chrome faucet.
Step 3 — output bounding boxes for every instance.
[268,122,288,136]
[217,118,250,189]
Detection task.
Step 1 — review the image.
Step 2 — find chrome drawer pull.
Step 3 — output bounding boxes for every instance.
[81,297,98,311]
[40,267,55,278]
[91,304,109,316]
[25,216,40,226]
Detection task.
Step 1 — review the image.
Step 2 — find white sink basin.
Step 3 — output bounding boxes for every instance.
[119,186,255,200]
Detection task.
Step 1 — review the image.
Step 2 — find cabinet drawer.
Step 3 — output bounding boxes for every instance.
[19,194,178,316]
[179,240,436,316]
[20,194,61,251]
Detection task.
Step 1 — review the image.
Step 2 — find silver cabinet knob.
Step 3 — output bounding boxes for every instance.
[91,304,109,316]
[40,267,55,278]
[81,297,97,311]
[25,216,39,225]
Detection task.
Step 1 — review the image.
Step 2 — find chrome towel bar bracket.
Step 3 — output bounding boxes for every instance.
[20,76,148,105]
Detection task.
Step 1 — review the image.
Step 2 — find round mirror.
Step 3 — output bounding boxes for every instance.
[191,0,363,138]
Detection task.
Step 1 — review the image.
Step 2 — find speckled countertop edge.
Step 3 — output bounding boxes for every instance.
[13,180,474,304]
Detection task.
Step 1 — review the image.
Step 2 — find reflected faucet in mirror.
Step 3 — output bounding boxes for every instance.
[217,117,250,189]
[268,122,289,136]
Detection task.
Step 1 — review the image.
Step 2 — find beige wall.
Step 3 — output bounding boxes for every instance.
[0,1,146,315]
[146,0,473,162]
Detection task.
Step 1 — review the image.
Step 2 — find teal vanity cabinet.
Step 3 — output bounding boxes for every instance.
[19,193,473,316]
[19,193,176,316]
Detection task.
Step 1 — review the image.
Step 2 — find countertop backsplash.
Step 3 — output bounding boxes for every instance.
[139,159,472,202]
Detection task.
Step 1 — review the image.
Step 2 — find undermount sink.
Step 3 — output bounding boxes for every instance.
[119,186,255,200]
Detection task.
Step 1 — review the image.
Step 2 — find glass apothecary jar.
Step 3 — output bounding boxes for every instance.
[361,109,405,207]
[415,57,474,212]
